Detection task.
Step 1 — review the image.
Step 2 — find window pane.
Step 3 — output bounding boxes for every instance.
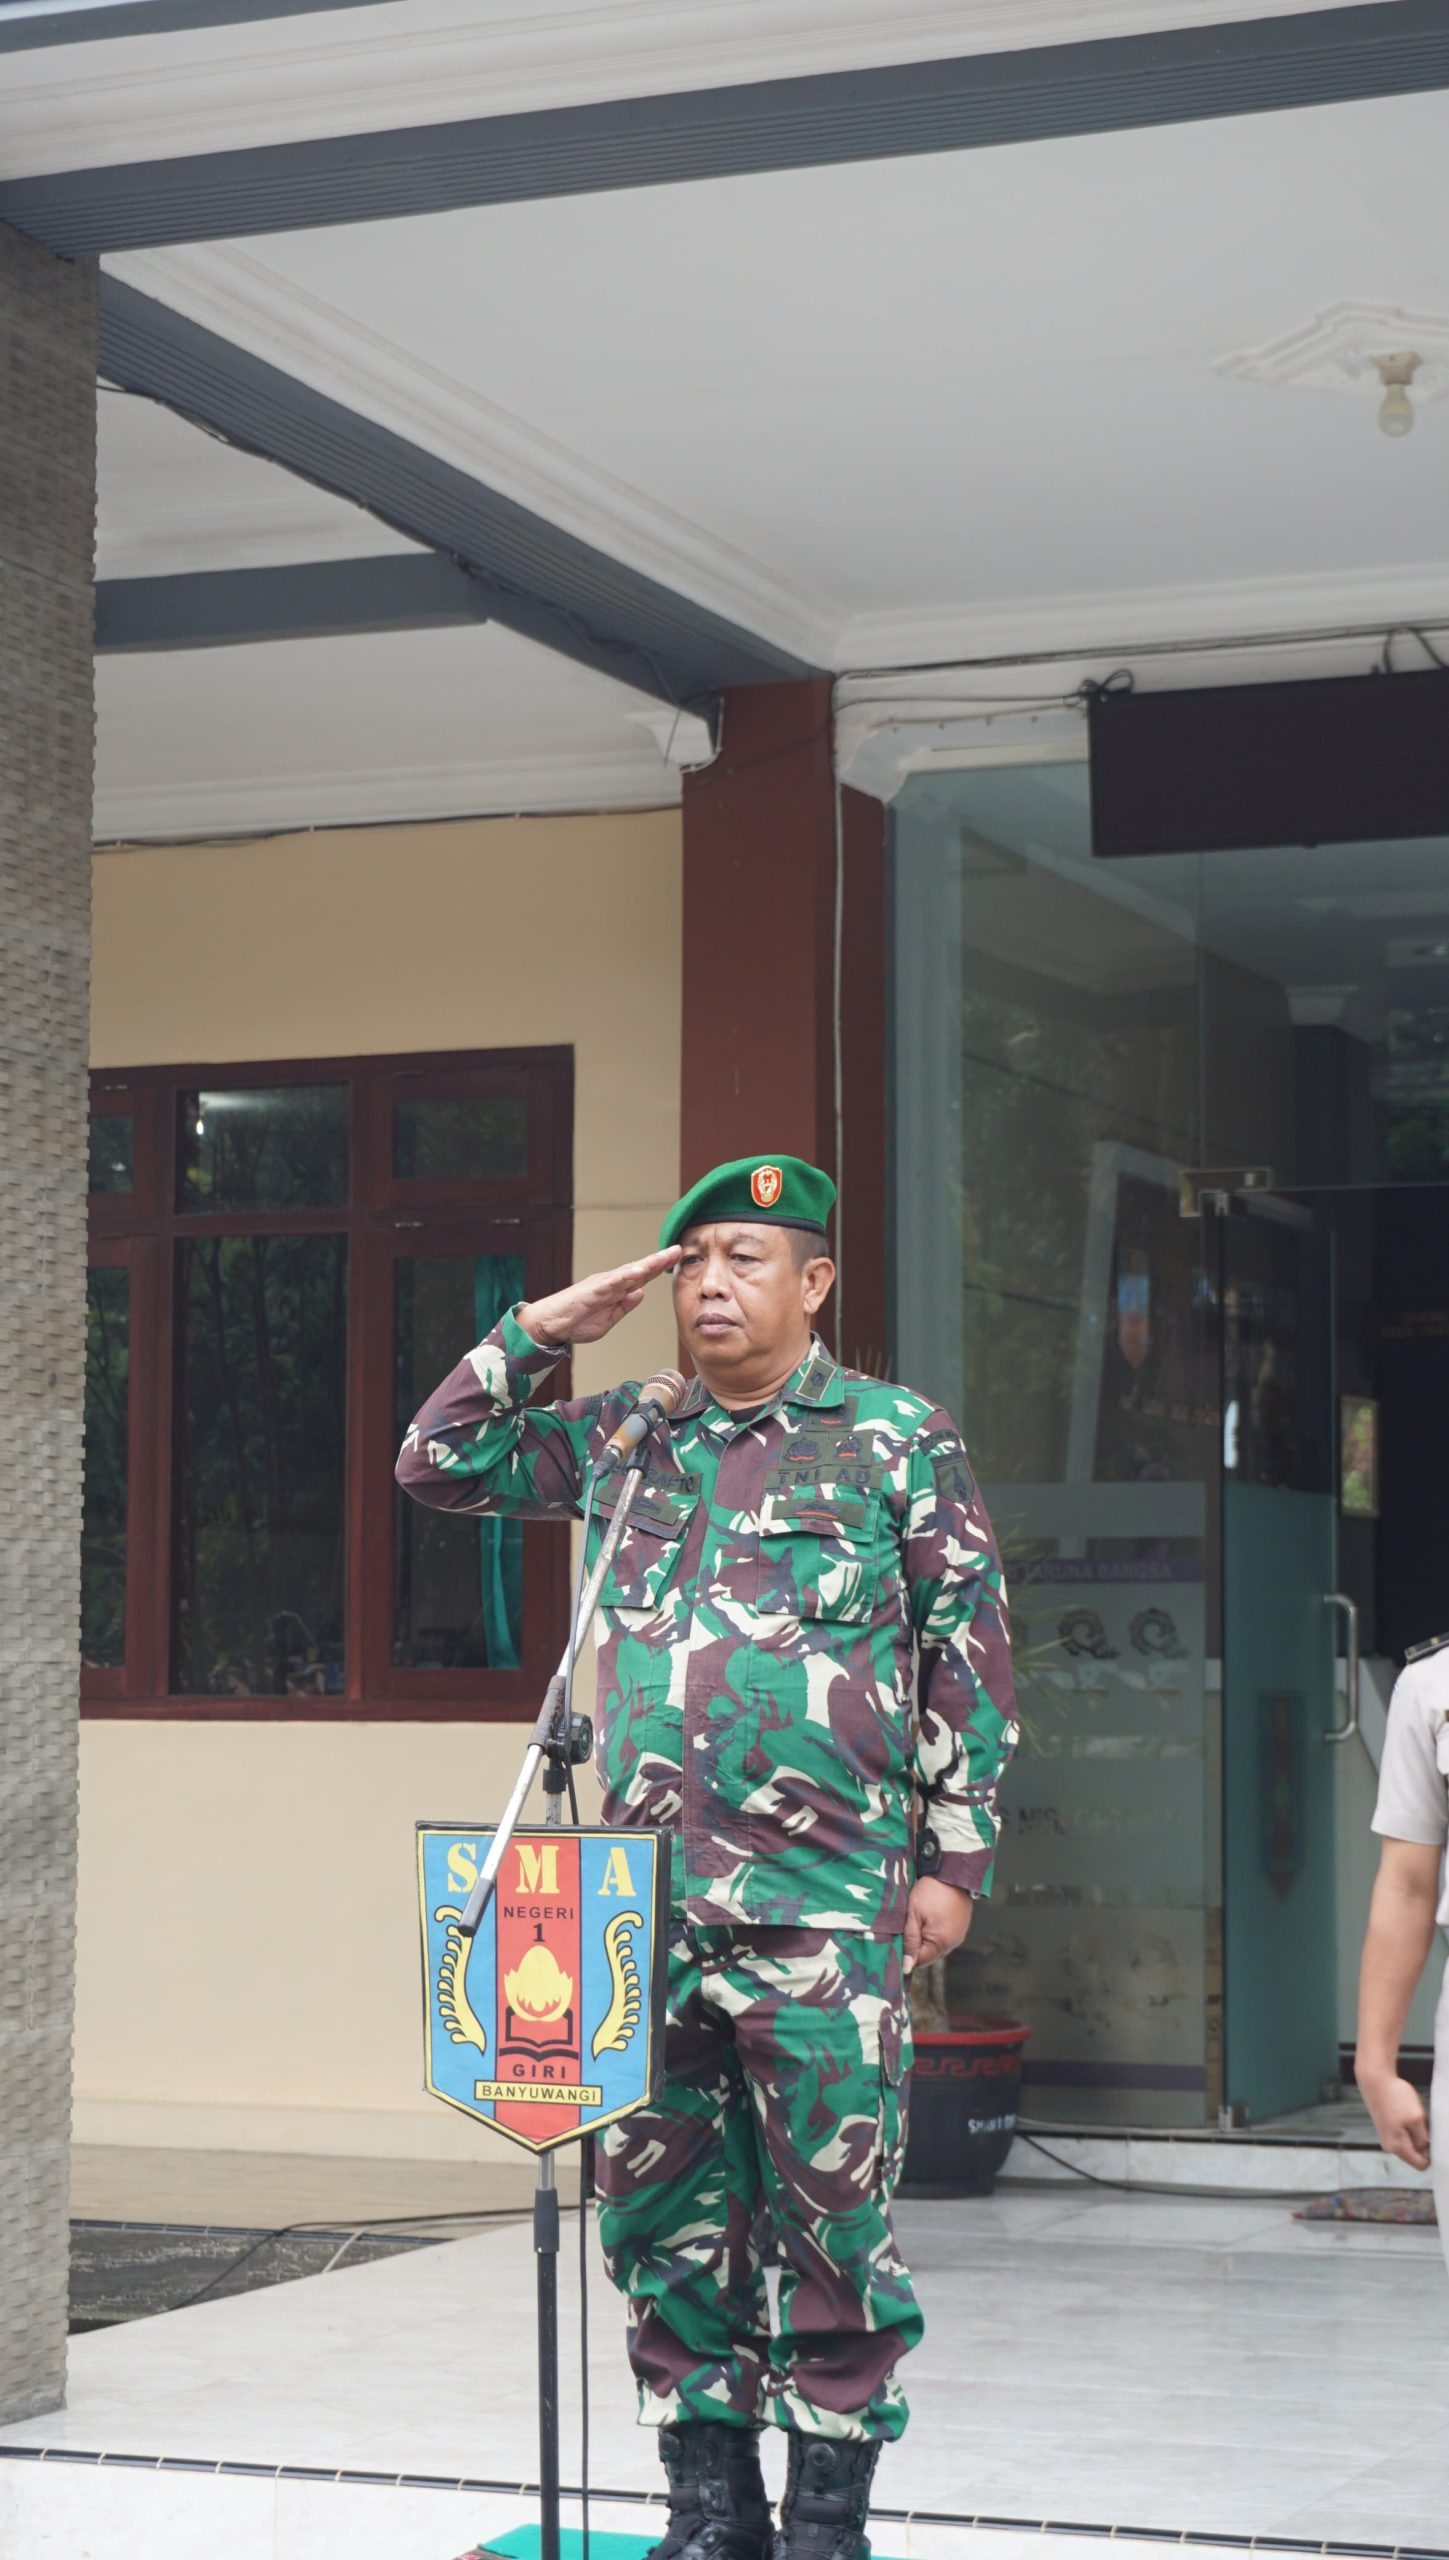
[393,1094,527,1184]
[173,1236,347,1696]
[394,1251,525,1669]
[179,1085,348,1211]
[1195,832,1449,1189]
[89,1112,134,1196]
[82,1266,130,1667]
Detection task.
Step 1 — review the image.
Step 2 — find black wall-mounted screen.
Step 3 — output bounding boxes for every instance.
[1089,668,1449,858]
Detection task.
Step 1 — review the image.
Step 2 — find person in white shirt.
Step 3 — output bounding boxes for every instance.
[1358,1629,1449,2261]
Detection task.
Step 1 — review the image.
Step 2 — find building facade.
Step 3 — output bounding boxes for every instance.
[0,32,1444,2427]
[75,655,1449,2158]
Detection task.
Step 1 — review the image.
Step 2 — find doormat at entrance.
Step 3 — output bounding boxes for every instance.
[470,2534,912,2560]
[68,2217,444,2330]
[1295,2186,1437,2222]
[467,2533,655,2560]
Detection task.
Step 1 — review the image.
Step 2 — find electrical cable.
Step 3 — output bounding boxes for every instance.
[562,1457,604,2560]
[1014,2131,1153,2189]
[316,2228,366,2279]
[161,2204,530,2317]
[831,769,845,1350]
[834,687,1085,719]
[1012,2129,1339,2203]
[562,1465,602,1754]
[837,611,1449,687]
[1381,623,1449,674]
[561,1463,596,1816]
[579,2142,592,2560]
[833,618,1449,752]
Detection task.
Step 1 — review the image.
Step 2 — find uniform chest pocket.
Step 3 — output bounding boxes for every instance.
[592,1479,698,1612]
[757,1483,882,1624]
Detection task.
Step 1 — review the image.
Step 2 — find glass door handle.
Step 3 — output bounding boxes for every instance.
[1323,1592,1361,1744]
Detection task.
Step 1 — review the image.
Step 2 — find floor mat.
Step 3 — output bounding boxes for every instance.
[472,2538,905,2560]
[68,2218,442,2329]
[469,2534,655,2560]
[1295,2186,1438,2223]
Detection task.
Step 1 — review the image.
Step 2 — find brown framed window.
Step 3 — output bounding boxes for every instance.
[83,1049,573,1720]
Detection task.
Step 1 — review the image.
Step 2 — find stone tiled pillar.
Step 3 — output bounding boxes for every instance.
[0,222,98,2422]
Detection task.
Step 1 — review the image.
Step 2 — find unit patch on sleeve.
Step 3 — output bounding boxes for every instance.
[929,1442,976,1509]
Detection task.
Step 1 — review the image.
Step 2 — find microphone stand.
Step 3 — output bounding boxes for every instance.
[460,1429,662,2560]
[457,1451,646,1943]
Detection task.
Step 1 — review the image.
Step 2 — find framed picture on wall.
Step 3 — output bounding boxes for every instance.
[1340,1395,1380,1519]
[1066,1140,1212,1496]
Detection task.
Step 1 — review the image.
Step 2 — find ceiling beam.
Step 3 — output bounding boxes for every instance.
[94,552,491,651]
[0,0,390,49]
[98,276,816,707]
[3,4,1447,252]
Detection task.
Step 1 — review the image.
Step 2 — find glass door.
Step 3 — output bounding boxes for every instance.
[886,760,1449,2126]
[1216,1195,1339,2125]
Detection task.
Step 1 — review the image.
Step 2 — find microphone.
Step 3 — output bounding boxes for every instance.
[596,1368,687,1474]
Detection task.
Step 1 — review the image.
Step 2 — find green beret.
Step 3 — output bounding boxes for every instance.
[660,1155,836,1251]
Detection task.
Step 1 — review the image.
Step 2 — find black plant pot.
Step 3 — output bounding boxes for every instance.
[899,2019,1031,2199]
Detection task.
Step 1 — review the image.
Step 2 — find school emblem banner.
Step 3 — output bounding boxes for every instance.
[417,1824,669,2153]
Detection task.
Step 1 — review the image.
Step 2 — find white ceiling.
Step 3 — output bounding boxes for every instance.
[107,85,1449,676]
[94,613,678,841]
[96,384,423,575]
[0,0,1384,175]
[52,5,1449,839]
[93,396,677,838]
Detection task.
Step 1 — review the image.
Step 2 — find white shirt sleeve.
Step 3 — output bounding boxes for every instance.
[1373,1663,1449,1849]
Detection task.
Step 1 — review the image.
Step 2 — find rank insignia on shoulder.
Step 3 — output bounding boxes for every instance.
[1406,1630,1449,1663]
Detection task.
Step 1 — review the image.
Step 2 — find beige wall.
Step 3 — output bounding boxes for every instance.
[81,810,681,2154]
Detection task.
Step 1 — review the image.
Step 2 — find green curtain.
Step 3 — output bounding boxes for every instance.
[473,1255,526,1668]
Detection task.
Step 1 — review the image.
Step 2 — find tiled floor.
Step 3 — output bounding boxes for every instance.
[1008,2106,1433,2196]
[1025,2089,1387,2146]
[0,2468,1260,2560]
[1018,2091,1386,2148]
[1256,2089,1385,2141]
[3,2181,1447,2557]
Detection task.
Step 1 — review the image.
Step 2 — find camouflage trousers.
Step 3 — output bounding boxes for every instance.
[594,1922,920,2443]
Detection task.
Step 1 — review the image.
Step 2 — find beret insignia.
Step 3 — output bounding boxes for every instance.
[659,1154,836,1250]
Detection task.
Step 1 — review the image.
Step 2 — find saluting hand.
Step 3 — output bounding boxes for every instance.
[520,1248,682,1350]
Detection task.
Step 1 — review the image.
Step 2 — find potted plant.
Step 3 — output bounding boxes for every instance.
[900,1958,1031,2197]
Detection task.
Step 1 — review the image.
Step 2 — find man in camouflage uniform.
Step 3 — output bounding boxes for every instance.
[397,1155,1016,2560]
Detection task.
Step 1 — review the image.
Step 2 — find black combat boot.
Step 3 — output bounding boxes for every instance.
[772,2433,881,2560]
[644,2420,772,2560]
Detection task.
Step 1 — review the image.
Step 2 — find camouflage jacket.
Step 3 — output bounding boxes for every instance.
[397,1312,1016,1937]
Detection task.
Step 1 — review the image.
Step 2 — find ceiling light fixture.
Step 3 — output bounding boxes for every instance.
[1375,351,1421,438]
[1216,305,1449,429]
